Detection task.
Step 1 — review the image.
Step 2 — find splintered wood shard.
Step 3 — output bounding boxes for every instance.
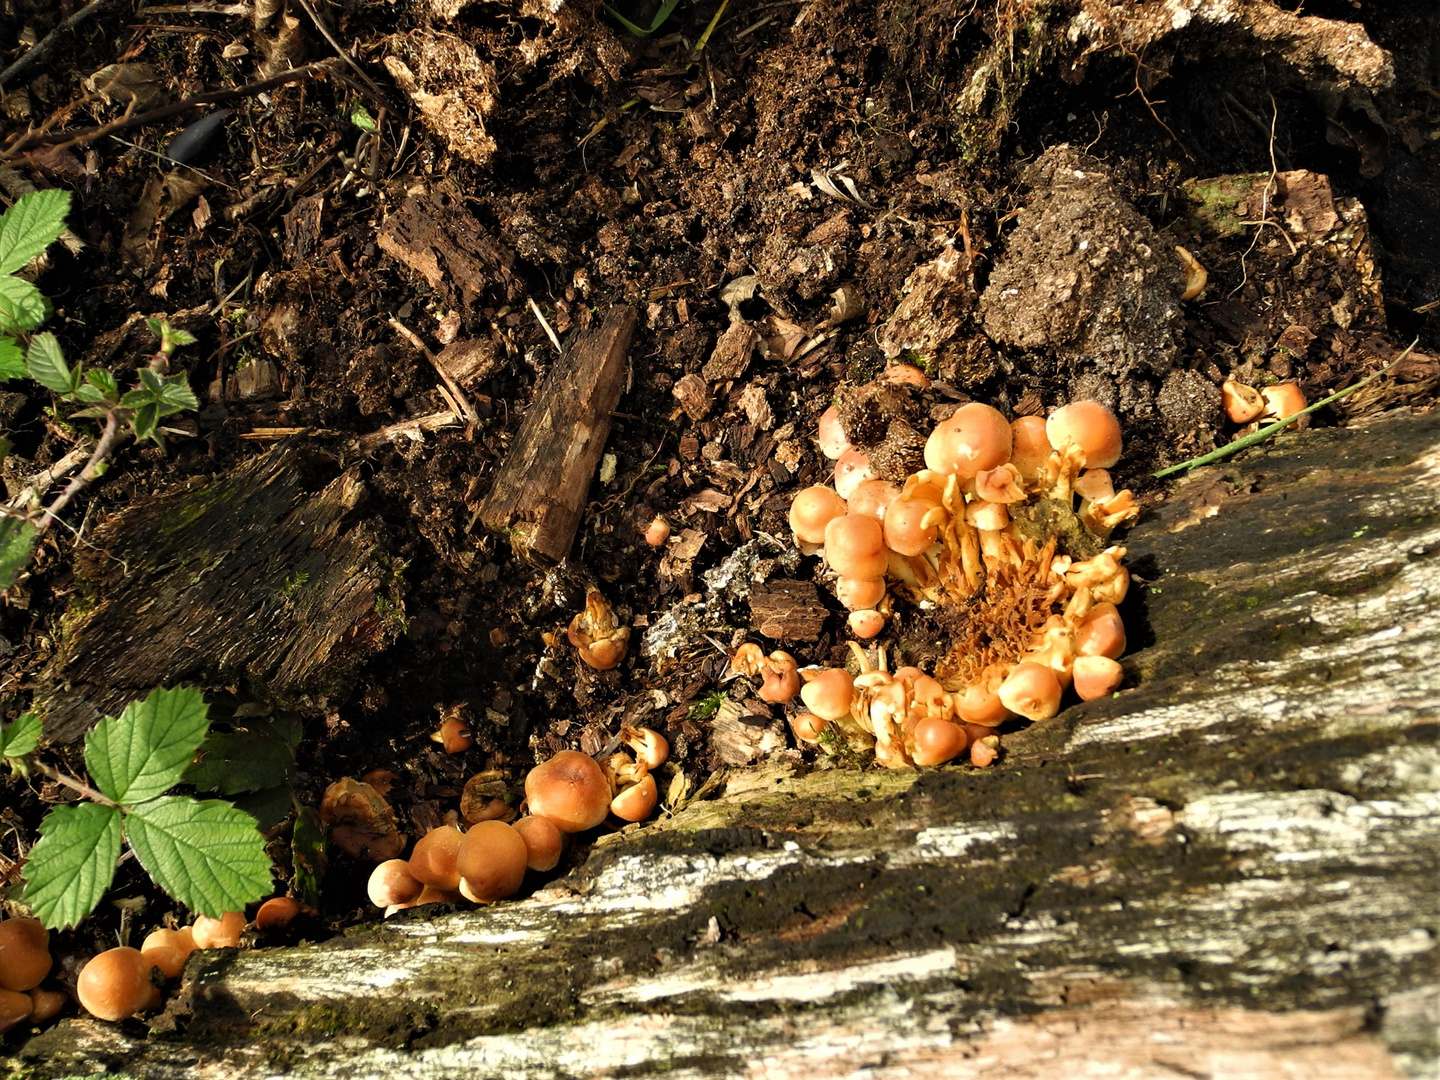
[479,305,638,564]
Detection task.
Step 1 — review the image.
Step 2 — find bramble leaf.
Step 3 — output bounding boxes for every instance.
[85,368,120,400]
[157,375,198,412]
[22,802,123,929]
[85,685,211,805]
[184,725,296,795]
[24,333,72,394]
[0,514,37,592]
[0,276,49,334]
[125,796,273,918]
[131,402,158,441]
[0,337,25,381]
[0,711,41,758]
[0,189,70,276]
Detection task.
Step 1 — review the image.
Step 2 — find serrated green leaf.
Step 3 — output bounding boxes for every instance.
[166,327,197,347]
[157,376,198,411]
[0,514,37,591]
[125,796,272,918]
[0,276,49,335]
[138,367,165,395]
[73,382,105,403]
[85,368,120,399]
[231,785,294,832]
[0,337,25,381]
[85,685,211,805]
[0,711,41,758]
[22,802,123,929]
[68,405,108,420]
[120,387,154,408]
[25,333,70,393]
[183,728,295,795]
[0,189,70,276]
[132,402,158,441]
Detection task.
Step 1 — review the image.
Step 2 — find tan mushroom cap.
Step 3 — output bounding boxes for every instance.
[525,750,613,833]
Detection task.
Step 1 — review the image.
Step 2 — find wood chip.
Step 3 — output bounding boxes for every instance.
[701,320,758,382]
[748,579,829,641]
[672,373,712,421]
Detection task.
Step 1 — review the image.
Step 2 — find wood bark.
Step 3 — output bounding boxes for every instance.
[477,305,638,564]
[34,443,403,745]
[11,410,1440,1077]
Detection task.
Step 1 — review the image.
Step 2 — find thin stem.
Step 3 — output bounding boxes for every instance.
[1153,340,1419,480]
[35,410,127,538]
[29,758,120,808]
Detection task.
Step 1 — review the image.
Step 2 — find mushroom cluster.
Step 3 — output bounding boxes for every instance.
[1222,378,1308,427]
[368,727,669,915]
[759,381,1138,769]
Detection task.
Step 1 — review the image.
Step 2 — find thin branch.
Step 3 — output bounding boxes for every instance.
[6,441,94,511]
[1153,340,1419,480]
[0,0,117,89]
[29,758,120,808]
[388,319,479,426]
[35,412,128,538]
[1,61,335,159]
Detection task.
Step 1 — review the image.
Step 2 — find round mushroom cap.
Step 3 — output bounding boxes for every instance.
[525,750,613,833]
[456,820,529,902]
[1046,401,1122,469]
[513,815,565,872]
[0,917,51,992]
[76,947,154,1022]
[368,859,424,908]
[191,911,245,950]
[408,825,466,890]
[923,403,1012,480]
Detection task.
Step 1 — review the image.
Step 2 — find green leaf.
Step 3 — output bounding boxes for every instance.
[73,382,105,403]
[84,685,211,805]
[157,376,198,411]
[138,367,165,395]
[0,711,41,758]
[0,514,37,591]
[124,796,273,918]
[0,189,70,276]
[231,785,294,832]
[166,326,197,347]
[25,333,71,393]
[0,276,50,334]
[22,802,123,929]
[131,402,158,442]
[85,368,120,400]
[184,727,296,795]
[350,106,377,132]
[290,802,326,909]
[0,337,25,381]
[120,387,155,409]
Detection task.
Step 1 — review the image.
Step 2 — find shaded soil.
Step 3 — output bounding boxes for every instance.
[0,0,1436,1035]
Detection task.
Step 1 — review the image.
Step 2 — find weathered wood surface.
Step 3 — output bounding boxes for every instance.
[34,443,404,745]
[11,410,1440,1078]
[477,305,638,564]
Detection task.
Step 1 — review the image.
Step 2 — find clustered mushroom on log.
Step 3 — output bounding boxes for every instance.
[739,369,1141,770]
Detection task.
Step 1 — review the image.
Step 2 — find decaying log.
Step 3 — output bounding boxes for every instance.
[34,443,404,744]
[477,305,638,564]
[13,409,1440,1078]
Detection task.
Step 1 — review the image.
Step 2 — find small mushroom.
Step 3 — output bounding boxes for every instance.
[368,859,423,908]
[140,927,196,980]
[513,815,564,872]
[409,825,467,890]
[621,724,670,769]
[1222,379,1265,424]
[456,820,529,902]
[0,918,51,992]
[567,590,630,671]
[1046,402,1122,470]
[643,516,671,547]
[525,750,613,833]
[610,773,659,822]
[76,947,156,1022]
[191,911,245,950]
[923,402,1012,481]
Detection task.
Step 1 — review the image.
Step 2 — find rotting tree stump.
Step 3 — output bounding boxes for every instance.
[34,443,405,744]
[11,410,1440,1078]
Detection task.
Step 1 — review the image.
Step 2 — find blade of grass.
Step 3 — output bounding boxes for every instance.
[1153,338,1419,480]
[603,0,683,37]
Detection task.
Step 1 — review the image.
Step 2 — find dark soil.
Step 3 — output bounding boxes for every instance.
[0,0,1436,1033]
